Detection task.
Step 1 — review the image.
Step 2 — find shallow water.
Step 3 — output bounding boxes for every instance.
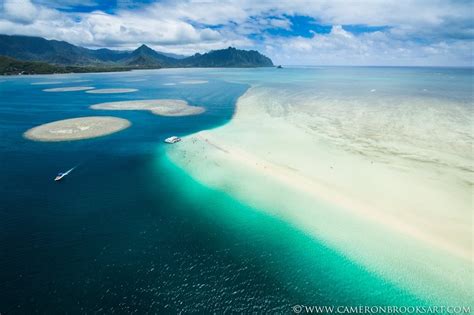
[167,67,473,306]
[0,67,472,312]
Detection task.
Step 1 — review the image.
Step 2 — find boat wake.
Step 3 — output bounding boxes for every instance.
[54,166,78,181]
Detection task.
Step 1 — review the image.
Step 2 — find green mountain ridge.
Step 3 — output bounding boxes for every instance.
[125,44,177,67]
[0,34,274,73]
[181,47,273,67]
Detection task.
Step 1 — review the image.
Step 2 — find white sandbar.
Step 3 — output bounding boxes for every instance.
[43,86,95,92]
[179,80,208,84]
[91,99,205,116]
[86,88,138,94]
[31,81,63,85]
[24,116,130,142]
[166,86,473,305]
[71,79,91,83]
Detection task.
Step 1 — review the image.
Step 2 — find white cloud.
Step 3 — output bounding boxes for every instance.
[268,17,291,30]
[3,0,38,24]
[263,25,473,66]
[0,0,471,65]
[80,12,222,46]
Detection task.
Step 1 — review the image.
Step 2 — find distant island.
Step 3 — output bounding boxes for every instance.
[0,34,274,75]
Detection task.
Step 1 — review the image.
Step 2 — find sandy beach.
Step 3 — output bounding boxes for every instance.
[167,86,473,305]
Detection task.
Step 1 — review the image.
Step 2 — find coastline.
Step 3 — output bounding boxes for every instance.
[166,86,473,305]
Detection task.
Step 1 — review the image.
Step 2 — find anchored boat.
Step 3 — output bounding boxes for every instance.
[164,136,181,144]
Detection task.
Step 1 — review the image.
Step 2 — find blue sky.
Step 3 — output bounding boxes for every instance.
[0,0,472,66]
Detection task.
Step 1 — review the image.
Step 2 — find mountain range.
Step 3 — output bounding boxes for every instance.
[0,34,273,74]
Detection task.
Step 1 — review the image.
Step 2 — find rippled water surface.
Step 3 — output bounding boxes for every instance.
[0,67,471,313]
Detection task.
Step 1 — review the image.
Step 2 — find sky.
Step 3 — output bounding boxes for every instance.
[0,0,472,66]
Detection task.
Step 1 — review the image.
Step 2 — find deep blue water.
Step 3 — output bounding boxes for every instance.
[0,68,429,313]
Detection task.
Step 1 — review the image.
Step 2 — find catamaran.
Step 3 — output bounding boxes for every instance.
[54,167,76,181]
[164,136,181,144]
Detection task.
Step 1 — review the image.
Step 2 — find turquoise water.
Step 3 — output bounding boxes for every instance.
[0,67,471,313]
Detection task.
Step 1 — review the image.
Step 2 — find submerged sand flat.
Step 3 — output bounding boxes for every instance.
[91,99,205,116]
[179,80,208,84]
[43,86,95,92]
[71,79,91,83]
[31,81,63,85]
[167,86,473,305]
[24,116,130,142]
[86,88,138,94]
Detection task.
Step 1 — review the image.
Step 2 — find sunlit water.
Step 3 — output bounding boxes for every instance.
[0,67,471,313]
[166,67,473,306]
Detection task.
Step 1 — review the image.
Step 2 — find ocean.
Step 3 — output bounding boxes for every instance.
[0,67,472,313]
